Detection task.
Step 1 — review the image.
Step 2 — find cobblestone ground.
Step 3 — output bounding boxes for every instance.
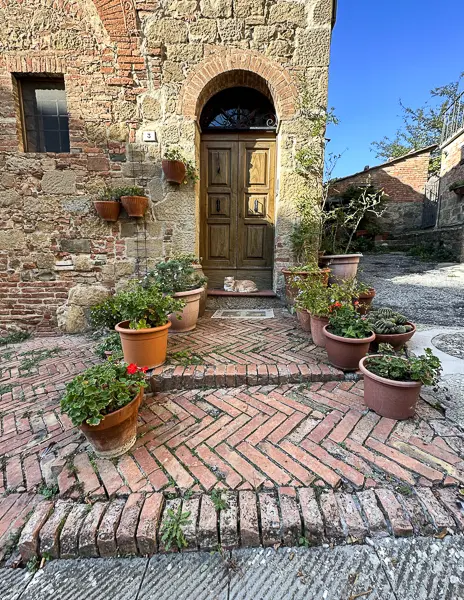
[1,312,464,562]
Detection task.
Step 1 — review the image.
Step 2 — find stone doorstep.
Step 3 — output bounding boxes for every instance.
[149,363,346,392]
[10,485,464,563]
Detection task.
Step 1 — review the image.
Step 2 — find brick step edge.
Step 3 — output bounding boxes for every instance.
[4,485,462,564]
[149,363,346,392]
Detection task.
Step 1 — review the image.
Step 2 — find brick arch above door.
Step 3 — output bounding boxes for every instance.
[178,49,298,122]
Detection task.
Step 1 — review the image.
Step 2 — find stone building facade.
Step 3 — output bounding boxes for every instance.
[0,0,336,333]
[329,146,434,234]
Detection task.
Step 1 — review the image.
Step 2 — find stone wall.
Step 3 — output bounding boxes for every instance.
[438,130,464,229]
[329,147,433,234]
[0,0,334,332]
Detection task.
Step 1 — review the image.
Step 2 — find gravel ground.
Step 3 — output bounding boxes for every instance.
[359,252,464,326]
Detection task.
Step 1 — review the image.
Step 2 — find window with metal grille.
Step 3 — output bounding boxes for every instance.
[17,76,70,153]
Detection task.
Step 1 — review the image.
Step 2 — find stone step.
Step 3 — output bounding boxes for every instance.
[7,485,463,563]
[206,291,284,310]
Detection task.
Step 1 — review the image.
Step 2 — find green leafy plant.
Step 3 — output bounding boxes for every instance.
[60,360,148,426]
[327,304,373,339]
[114,280,185,329]
[115,185,145,197]
[95,186,121,202]
[450,180,464,191]
[366,308,413,335]
[211,489,229,512]
[19,347,61,374]
[164,147,198,184]
[407,243,457,262]
[90,296,123,330]
[168,350,203,366]
[146,258,207,295]
[94,332,123,359]
[170,252,201,264]
[364,346,441,386]
[0,330,31,346]
[38,484,58,499]
[295,277,367,318]
[160,504,191,550]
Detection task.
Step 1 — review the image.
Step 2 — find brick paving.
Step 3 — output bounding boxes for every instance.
[1,314,464,562]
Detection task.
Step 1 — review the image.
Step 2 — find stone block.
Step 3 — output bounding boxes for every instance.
[0,230,26,250]
[278,487,301,546]
[126,238,163,258]
[97,498,126,557]
[142,96,161,121]
[79,502,108,558]
[298,487,324,541]
[269,1,306,25]
[57,304,87,334]
[39,500,73,558]
[116,493,145,556]
[61,196,91,214]
[72,255,93,271]
[200,0,232,18]
[162,61,184,83]
[60,505,90,559]
[60,238,91,254]
[145,18,188,44]
[189,19,218,43]
[217,19,244,43]
[19,501,54,561]
[238,491,260,547]
[136,493,164,555]
[235,0,264,17]
[294,28,331,67]
[313,0,333,25]
[68,283,111,307]
[259,492,281,546]
[0,190,20,207]
[41,171,76,195]
[319,490,344,540]
[166,44,204,62]
[198,495,218,550]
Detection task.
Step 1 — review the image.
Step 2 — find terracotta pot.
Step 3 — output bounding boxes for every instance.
[94,201,120,222]
[374,322,416,350]
[193,263,207,317]
[120,195,148,217]
[162,159,186,184]
[323,325,375,371]
[80,388,143,458]
[169,287,204,333]
[296,309,311,332]
[320,254,362,284]
[282,268,330,306]
[115,320,171,368]
[310,314,329,347]
[356,288,376,315]
[359,356,422,419]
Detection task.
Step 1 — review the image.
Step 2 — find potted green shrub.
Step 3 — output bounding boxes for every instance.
[171,252,208,317]
[118,186,149,217]
[323,303,375,370]
[366,307,416,349]
[147,257,206,332]
[92,282,184,368]
[359,345,441,419]
[93,187,121,222]
[60,360,147,457]
[162,148,198,185]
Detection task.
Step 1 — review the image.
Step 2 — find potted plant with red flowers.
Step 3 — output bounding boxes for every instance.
[93,187,121,222]
[323,303,375,370]
[359,345,441,419]
[118,186,149,217]
[60,360,148,457]
[162,148,198,185]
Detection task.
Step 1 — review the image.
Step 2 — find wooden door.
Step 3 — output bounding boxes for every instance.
[200,133,275,289]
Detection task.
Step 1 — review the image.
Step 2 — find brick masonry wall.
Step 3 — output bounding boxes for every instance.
[329,149,433,234]
[0,0,334,332]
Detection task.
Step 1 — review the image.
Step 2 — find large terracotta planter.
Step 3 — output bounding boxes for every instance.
[356,288,376,315]
[323,325,375,371]
[282,268,330,306]
[80,387,143,458]
[162,159,186,184]
[310,314,329,347]
[374,322,416,350]
[296,309,311,332]
[120,195,148,217]
[359,356,422,419]
[320,254,362,284]
[94,201,120,222]
[193,263,207,317]
[169,287,204,333]
[115,320,171,368]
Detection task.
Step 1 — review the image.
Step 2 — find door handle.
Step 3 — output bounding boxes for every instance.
[216,198,220,212]
[254,199,259,213]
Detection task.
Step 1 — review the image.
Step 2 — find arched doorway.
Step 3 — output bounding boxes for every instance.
[199,86,277,290]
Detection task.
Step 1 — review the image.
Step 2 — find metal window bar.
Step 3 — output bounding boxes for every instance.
[441,91,464,145]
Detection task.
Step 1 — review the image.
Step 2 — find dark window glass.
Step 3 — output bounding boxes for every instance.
[19,78,70,152]
[200,87,277,131]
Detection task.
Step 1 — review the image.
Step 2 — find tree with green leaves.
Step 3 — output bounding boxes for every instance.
[371,73,464,175]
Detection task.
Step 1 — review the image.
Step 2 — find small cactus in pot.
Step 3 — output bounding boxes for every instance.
[367,307,415,349]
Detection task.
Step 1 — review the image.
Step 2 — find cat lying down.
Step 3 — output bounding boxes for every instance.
[224,277,258,293]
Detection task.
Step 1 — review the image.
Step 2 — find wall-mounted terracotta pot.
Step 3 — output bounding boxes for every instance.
[115,320,171,368]
[80,387,143,458]
[281,268,331,306]
[319,254,362,284]
[169,287,204,333]
[323,325,375,370]
[162,160,186,184]
[310,314,329,347]
[120,195,148,217]
[94,201,120,222]
[359,356,421,419]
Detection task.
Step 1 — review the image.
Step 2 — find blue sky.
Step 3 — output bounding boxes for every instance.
[326,0,464,179]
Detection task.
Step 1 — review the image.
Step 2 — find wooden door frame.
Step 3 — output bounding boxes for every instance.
[200,131,277,288]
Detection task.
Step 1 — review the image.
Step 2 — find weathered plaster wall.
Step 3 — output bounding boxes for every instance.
[0,0,334,332]
[329,147,433,234]
[439,130,464,229]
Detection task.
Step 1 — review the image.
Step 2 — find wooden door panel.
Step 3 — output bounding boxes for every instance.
[209,224,231,259]
[238,140,275,269]
[208,194,230,218]
[208,148,231,187]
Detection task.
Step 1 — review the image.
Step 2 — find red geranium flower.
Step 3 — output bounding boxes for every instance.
[126,363,138,375]
[140,366,148,373]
